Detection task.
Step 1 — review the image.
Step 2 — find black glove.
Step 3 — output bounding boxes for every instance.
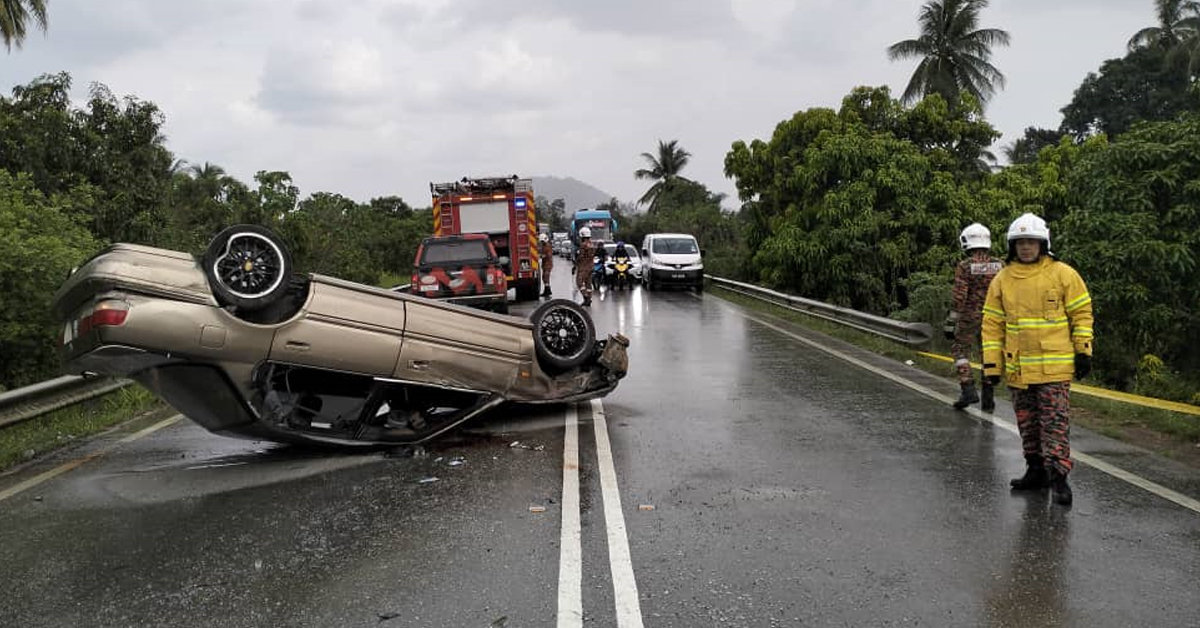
[985,375,1002,387]
[1075,354,1092,380]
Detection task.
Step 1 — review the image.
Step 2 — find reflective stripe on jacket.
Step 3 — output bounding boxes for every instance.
[980,256,1093,388]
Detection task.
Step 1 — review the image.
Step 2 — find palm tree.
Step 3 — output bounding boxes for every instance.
[1127,0,1200,75]
[634,139,691,207]
[1127,0,1200,50]
[887,0,1011,107]
[1,0,48,51]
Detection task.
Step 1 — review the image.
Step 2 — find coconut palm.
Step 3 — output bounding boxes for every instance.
[1128,0,1200,50]
[1127,0,1200,75]
[634,139,691,208]
[1,0,48,51]
[887,0,1010,107]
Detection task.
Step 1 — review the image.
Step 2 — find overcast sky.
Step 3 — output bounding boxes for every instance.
[0,0,1151,209]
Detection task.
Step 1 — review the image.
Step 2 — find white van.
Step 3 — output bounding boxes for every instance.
[639,233,704,292]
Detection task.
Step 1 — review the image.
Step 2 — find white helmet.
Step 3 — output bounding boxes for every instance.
[1006,212,1050,248]
[959,223,991,251]
[579,227,592,239]
[538,232,548,242]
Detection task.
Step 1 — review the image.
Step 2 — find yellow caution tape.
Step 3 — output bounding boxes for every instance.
[915,351,1200,417]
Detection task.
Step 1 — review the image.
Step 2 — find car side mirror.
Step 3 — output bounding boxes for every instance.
[641,249,648,257]
[499,256,510,266]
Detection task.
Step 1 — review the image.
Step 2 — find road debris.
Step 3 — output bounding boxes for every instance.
[638,504,656,511]
[418,477,439,484]
[529,505,547,513]
[448,457,466,467]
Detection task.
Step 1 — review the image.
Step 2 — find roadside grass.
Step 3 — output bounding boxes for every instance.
[0,385,163,473]
[711,286,1200,461]
[376,271,409,290]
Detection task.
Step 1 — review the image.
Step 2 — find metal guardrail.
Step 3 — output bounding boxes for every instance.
[0,375,132,430]
[707,274,1200,417]
[705,275,934,346]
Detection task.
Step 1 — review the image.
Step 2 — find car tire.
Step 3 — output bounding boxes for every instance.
[694,281,704,293]
[530,299,595,371]
[203,224,294,311]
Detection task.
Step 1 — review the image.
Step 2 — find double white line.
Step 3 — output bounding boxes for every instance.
[557,398,645,628]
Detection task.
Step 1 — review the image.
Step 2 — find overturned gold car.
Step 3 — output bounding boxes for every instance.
[52,225,629,446]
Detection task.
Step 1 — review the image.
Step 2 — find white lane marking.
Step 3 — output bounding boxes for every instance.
[557,404,583,628]
[724,305,1200,515]
[591,398,646,628]
[0,414,182,503]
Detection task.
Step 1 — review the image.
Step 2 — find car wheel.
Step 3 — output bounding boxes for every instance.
[203,224,293,311]
[530,299,595,371]
[694,281,704,293]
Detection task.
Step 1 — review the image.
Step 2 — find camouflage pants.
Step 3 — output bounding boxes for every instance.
[1012,382,1073,475]
[951,316,982,383]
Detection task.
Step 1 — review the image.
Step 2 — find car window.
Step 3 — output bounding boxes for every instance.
[603,244,639,258]
[651,238,698,254]
[420,240,491,264]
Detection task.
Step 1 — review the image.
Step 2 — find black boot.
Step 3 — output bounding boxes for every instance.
[1050,468,1073,505]
[581,296,591,307]
[542,287,552,298]
[980,378,995,412]
[952,381,980,409]
[1010,454,1049,490]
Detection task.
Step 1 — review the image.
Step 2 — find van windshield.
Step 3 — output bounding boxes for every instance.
[651,238,698,254]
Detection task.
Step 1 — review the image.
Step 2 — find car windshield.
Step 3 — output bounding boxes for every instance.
[652,238,698,254]
[420,240,491,264]
[604,244,639,259]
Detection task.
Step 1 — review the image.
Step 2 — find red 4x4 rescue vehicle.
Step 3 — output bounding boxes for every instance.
[431,176,541,302]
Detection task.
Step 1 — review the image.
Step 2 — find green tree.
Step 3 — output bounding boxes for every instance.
[886,0,1010,107]
[1002,127,1063,165]
[0,72,85,196]
[634,139,692,208]
[1057,115,1200,385]
[1060,46,1200,139]
[1,0,47,51]
[0,170,100,389]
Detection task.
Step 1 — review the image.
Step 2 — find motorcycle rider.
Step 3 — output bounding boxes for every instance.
[610,241,632,289]
[946,223,1003,411]
[538,232,553,298]
[982,213,1093,506]
[573,227,596,306]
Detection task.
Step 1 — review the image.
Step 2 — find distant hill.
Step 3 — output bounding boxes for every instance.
[532,176,616,211]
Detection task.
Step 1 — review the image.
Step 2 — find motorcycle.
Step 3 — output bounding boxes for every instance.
[608,256,632,291]
[591,256,605,291]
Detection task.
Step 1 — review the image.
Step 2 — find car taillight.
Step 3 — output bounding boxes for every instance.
[77,300,129,335]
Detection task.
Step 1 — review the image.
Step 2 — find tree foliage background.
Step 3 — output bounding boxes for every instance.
[0,73,431,389]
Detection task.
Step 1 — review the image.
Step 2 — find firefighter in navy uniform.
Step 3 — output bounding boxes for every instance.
[538,232,554,298]
[982,213,1094,506]
[573,227,596,306]
[946,223,1003,411]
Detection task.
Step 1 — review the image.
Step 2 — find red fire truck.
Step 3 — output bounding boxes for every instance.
[430,176,541,302]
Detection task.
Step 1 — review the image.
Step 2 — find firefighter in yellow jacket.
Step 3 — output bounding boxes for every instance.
[982,213,1093,506]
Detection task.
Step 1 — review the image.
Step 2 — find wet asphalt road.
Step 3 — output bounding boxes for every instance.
[2,263,1200,628]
